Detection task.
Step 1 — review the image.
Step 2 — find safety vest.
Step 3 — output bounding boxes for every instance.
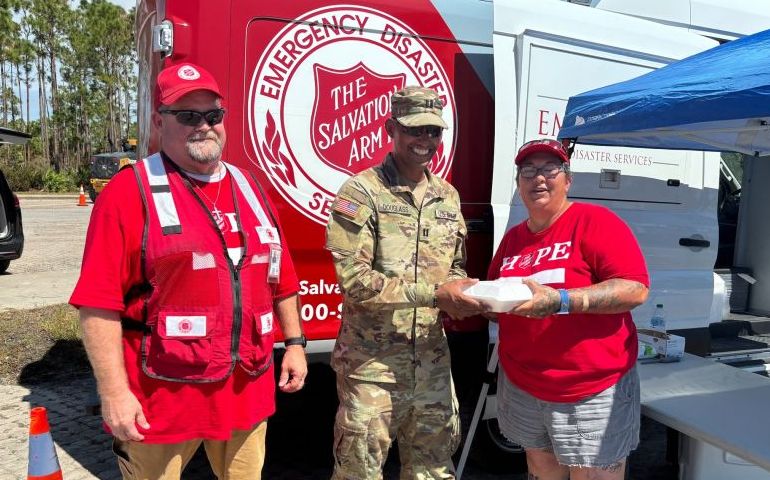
[124,153,280,383]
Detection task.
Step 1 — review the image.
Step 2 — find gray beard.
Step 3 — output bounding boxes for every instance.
[186,137,223,164]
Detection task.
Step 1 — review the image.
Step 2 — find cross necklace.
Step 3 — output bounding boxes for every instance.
[192,165,225,225]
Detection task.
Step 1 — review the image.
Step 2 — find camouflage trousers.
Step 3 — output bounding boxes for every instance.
[331,368,461,480]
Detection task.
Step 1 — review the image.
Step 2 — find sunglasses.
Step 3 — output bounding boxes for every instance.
[518,163,566,179]
[159,108,226,127]
[394,120,443,139]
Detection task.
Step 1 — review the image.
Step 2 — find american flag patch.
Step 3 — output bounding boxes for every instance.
[334,198,360,217]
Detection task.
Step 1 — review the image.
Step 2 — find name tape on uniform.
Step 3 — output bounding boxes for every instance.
[435,210,457,220]
[379,203,410,214]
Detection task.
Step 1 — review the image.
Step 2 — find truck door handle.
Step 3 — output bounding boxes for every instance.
[679,237,710,248]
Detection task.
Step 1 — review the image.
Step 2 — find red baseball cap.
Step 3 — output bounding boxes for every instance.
[155,63,222,107]
[515,139,571,165]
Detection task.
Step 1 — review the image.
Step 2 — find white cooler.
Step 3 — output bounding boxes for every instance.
[680,435,770,480]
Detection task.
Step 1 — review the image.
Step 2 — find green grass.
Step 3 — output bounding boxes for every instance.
[0,304,91,385]
[40,306,82,340]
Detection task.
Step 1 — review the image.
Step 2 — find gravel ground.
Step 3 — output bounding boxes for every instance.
[10,194,90,275]
[0,196,90,312]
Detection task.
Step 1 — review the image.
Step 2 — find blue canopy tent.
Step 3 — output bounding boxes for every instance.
[557,28,770,156]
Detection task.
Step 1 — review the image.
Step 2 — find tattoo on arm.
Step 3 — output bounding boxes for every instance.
[568,279,647,314]
[531,288,561,317]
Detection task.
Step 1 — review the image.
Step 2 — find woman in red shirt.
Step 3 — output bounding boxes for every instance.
[488,139,649,480]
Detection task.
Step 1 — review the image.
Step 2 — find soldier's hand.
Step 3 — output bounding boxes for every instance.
[436,278,485,319]
[509,279,560,319]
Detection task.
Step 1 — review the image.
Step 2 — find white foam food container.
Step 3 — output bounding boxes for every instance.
[463,279,533,313]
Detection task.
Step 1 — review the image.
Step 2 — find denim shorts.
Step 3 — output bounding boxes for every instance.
[497,365,640,467]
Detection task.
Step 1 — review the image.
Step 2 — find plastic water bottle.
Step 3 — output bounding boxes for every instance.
[650,304,666,332]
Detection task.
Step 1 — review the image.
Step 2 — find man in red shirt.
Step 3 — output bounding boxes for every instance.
[488,139,649,480]
[70,63,307,479]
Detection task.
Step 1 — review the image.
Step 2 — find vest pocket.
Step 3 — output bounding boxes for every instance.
[232,254,275,377]
[238,306,274,376]
[144,311,218,380]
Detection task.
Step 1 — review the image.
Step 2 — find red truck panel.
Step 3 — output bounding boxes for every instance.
[137,0,494,342]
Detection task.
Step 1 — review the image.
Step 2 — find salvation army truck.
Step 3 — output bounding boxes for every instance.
[134,0,770,470]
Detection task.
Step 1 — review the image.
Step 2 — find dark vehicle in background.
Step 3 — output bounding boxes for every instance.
[0,168,24,274]
[0,127,30,274]
[88,138,137,201]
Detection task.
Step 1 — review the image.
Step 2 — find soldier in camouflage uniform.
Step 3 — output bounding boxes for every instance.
[325,86,483,480]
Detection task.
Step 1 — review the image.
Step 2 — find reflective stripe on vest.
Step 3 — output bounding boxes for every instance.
[225,163,277,240]
[142,156,275,235]
[143,153,181,235]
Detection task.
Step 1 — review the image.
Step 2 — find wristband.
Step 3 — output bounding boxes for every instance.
[284,335,307,348]
[557,289,570,315]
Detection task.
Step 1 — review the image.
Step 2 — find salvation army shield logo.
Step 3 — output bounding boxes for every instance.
[247,5,456,224]
[312,63,405,176]
[178,319,193,334]
[177,65,200,80]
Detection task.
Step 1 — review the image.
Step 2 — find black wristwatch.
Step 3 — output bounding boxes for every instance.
[284,334,307,348]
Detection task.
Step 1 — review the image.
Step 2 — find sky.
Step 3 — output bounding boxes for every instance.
[19,0,136,122]
[109,0,135,10]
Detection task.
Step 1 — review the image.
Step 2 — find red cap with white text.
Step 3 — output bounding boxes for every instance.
[155,63,222,107]
[515,139,571,165]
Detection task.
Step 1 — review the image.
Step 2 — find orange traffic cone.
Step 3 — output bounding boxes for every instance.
[77,185,88,206]
[27,407,63,480]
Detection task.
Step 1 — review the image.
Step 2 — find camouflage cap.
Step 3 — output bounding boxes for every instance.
[390,86,448,129]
